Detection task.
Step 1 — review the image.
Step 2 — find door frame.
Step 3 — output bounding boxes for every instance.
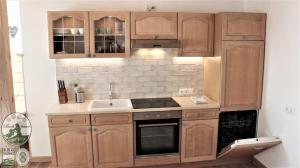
[0,0,15,147]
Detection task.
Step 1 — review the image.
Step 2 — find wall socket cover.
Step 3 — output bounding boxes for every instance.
[178,88,194,95]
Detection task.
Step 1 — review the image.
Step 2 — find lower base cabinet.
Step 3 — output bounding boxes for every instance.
[49,114,133,168]
[181,119,218,163]
[49,126,94,168]
[92,124,134,168]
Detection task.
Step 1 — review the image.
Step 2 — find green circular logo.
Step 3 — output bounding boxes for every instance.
[16,148,30,166]
[1,113,32,146]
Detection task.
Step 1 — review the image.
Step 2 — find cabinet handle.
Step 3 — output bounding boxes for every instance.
[68,120,73,123]
[93,128,98,131]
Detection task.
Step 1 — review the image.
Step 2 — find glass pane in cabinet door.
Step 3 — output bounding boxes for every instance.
[64,42,75,54]
[114,18,125,35]
[75,42,84,53]
[105,36,117,53]
[52,15,85,54]
[95,36,105,53]
[94,17,106,36]
[54,42,63,54]
[116,36,125,53]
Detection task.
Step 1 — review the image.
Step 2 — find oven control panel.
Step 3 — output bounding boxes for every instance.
[133,111,182,120]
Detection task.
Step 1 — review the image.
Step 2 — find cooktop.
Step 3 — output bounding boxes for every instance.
[131,97,180,109]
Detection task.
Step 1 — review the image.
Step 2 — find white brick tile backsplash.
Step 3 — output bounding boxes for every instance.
[56,54,203,100]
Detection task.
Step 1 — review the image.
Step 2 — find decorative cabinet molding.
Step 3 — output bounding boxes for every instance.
[181,119,218,163]
[48,11,90,59]
[178,13,214,56]
[49,126,93,168]
[131,12,178,39]
[92,124,134,168]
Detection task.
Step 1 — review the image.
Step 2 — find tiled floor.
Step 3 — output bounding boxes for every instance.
[23,162,257,168]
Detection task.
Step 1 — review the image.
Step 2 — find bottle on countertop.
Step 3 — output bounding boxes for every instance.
[73,83,85,103]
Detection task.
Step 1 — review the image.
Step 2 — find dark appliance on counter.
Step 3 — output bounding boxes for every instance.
[131,98,181,156]
[217,110,281,159]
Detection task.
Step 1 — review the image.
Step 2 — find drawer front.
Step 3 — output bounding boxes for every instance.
[91,113,132,125]
[48,115,90,127]
[183,109,219,120]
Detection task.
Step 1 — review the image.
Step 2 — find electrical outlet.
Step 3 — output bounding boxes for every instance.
[285,105,296,115]
[178,88,194,95]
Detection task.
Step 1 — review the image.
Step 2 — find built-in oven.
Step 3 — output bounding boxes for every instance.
[134,110,181,156]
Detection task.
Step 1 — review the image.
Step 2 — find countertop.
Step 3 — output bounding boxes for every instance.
[47,96,220,116]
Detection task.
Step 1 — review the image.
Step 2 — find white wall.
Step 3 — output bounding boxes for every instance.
[20,0,245,157]
[244,0,300,167]
[7,0,22,54]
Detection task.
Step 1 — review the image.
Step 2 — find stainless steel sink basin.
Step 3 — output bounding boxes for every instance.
[88,99,132,112]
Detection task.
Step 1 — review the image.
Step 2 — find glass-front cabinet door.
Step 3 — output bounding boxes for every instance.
[89,12,130,58]
[48,12,89,58]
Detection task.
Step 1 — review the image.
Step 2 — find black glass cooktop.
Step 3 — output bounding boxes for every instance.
[131,97,180,109]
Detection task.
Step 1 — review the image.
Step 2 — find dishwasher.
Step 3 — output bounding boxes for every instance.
[217,110,281,159]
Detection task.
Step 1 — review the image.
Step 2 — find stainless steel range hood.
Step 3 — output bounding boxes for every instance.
[131,39,180,49]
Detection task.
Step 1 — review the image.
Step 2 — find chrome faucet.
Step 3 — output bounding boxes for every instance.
[108,82,113,101]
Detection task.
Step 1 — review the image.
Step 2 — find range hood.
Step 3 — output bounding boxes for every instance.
[131,39,180,48]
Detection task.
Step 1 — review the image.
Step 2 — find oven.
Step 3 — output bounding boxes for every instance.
[134,111,181,156]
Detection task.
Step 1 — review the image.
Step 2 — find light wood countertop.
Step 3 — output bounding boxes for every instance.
[47,96,220,116]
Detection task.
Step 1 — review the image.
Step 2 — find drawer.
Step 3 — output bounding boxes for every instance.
[183,109,219,120]
[91,113,132,125]
[48,115,90,127]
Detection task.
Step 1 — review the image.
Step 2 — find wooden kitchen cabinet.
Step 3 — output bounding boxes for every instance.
[131,12,178,39]
[178,13,214,56]
[215,12,266,41]
[49,126,93,168]
[92,124,134,168]
[89,12,130,58]
[221,41,265,111]
[48,11,90,59]
[181,119,218,163]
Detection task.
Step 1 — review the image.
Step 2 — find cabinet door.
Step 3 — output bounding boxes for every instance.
[48,11,90,59]
[221,41,265,110]
[181,119,218,163]
[178,13,214,56]
[50,126,93,168]
[89,12,130,58]
[219,12,266,41]
[92,124,133,168]
[131,12,177,39]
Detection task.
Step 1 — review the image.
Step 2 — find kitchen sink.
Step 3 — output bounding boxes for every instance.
[88,99,133,112]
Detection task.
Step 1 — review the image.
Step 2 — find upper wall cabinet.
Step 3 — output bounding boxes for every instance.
[131,12,178,39]
[89,12,130,58]
[48,11,90,59]
[215,12,266,41]
[178,13,214,56]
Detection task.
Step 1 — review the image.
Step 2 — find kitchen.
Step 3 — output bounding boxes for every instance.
[0,0,299,168]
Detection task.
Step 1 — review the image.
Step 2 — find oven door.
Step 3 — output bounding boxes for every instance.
[135,119,180,156]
